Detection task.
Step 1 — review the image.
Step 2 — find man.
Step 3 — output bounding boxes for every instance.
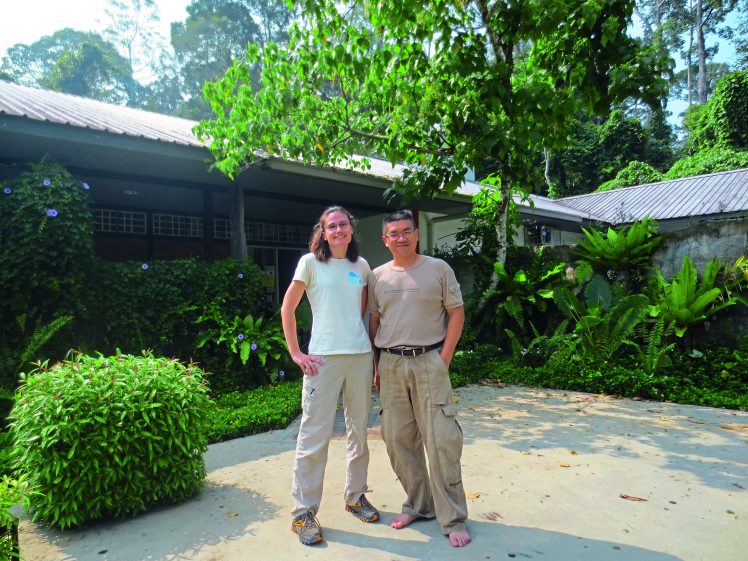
[368,210,471,547]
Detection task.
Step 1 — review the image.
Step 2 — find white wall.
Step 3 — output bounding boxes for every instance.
[418,212,469,254]
[357,214,391,268]
[559,229,585,245]
[358,209,585,268]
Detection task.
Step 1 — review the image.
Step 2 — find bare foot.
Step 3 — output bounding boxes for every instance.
[448,528,471,547]
[390,513,418,529]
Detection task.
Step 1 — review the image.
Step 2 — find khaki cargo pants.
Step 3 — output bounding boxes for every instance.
[379,349,468,534]
[291,352,373,518]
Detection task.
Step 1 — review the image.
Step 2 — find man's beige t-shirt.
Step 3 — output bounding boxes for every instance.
[367,255,463,349]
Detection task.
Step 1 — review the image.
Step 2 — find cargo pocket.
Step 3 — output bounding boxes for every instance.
[434,401,464,486]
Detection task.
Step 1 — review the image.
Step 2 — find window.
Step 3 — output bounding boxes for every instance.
[93,209,147,234]
[152,213,204,238]
[525,223,552,245]
[214,219,307,245]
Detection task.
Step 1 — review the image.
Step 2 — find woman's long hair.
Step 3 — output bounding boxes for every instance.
[310,205,360,263]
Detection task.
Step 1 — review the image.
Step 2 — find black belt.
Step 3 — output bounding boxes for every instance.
[379,342,443,357]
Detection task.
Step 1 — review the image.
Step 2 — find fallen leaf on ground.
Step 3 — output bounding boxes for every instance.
[465,492,481,500]
[225,511,239,517]
[559,463,571,468]
[467,406,476,410]
[620,494,648,502]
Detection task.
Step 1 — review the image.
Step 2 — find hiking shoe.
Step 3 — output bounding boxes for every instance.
[345,494,380,522]
[291,510,323,545]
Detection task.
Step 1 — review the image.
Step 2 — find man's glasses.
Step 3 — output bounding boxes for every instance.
[385,229,415,240]
[324,221,351,233]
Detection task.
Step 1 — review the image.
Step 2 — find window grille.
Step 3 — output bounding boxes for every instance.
[214,218,307,245]
[93,208,147,234]
[214,218,231,240]
[152,213,204,238]
[525,223,552,245]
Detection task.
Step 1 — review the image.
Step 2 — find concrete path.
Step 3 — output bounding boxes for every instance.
[18,383,748,561]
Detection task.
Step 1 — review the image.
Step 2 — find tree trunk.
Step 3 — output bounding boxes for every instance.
[696,0,707,104]
[474,179,511,314]
[543,148,552,193]
[229,182,247,261]
[687,0,695,107]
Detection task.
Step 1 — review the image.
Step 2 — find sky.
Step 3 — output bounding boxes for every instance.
[0,0,191,60]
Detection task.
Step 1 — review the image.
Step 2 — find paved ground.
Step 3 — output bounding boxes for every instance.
[17,383,748,561]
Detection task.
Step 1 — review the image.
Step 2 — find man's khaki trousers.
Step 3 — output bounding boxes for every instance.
[379,349,468,534]
[291,352,373,518]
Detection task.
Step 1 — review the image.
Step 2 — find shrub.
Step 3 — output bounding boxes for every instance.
[9,352,211,529]
[449,344,504,388]
[664,146,748,179]
[0,162,95,384]
[0,432,12,480]
[596,161,662,191]
[81,258,271,391]
[0,474,32,561]
[205,380,302,443]
[708,69,748,150]
[196,308,292,389]
[468,349,748,411]
[0,390,14,431]
[83,258,268,357]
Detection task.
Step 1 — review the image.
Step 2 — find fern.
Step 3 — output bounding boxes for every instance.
[654,256,735,337]
[0,314,73,380]
[19,315,73,369]
[631,318,676,375]
[574,217,661,271]
[506,320,572,367]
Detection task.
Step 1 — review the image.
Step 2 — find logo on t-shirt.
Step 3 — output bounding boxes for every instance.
[348,271,363,285]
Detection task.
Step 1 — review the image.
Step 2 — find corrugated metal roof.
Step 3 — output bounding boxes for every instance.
[518,193,604,221]
[0,80,201,147]
[4,81,746,224]
[0,81,432,186]
[555,169,748,223]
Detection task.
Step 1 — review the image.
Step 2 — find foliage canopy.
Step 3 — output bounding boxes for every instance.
[197,0,668,265]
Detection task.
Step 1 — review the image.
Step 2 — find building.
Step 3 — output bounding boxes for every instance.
[5,81,745,299]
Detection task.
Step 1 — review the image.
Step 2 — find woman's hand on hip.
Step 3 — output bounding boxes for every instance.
[292,352,324,376]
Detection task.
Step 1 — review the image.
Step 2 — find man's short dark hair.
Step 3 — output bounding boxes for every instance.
[382,210,416,234]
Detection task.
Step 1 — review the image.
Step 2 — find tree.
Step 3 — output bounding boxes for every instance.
[686,0,737,104]
[547,106,674,197]
[634,0,688,106]
[197,0,667,283]
[103,0,166,106]
[547,112,603,197]
[137,56,186,114]
[643,107,677,170]
[735,0,748,68]
[0,29,134,103]
[682,69,748,151]
[171,0,294,119]
[1,29,109,86]
[670,61,733,105]
[665,69,748,177]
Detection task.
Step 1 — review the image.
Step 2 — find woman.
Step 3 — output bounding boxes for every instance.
[281,205,379,546]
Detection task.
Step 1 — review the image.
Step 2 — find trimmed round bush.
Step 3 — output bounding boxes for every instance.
[9,352,211,529]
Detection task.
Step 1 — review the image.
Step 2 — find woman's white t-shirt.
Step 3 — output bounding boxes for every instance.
[293,253,372,355]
